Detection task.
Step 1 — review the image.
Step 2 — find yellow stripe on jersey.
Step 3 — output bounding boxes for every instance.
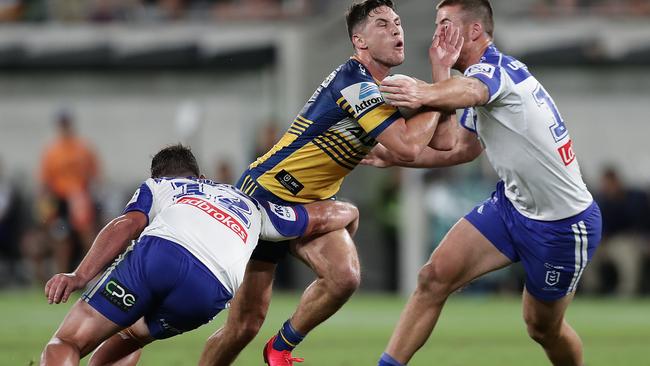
[324,130,365,157]
[313,137,358,170]
[256,141,349,203]
[358,104,399,133]
[336,97,355,115]
[318,134,364,164]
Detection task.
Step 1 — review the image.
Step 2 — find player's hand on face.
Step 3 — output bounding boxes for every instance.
[45,272,85,304]
[429,22,464,69]
[380,76,424,110]
[361,144,395,168]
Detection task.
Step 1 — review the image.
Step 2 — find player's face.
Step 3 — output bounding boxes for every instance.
[435,5,471,69]
[359,6,405,67]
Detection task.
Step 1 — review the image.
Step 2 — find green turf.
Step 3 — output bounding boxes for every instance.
[2,289,649,365]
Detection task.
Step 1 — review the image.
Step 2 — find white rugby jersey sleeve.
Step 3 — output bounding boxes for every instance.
[464,63,507,104]
[257,200,308,242]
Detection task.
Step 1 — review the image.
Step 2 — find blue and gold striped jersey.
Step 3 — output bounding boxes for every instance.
[240,57,401,203]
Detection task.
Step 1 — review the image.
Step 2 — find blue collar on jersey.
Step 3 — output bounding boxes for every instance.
[479,43,501,63]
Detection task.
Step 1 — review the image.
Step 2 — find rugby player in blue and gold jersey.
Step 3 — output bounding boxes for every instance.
[198,1,455,365]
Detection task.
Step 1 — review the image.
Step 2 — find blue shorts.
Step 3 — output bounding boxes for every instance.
[465,182,602,301]
[82,236,232,339]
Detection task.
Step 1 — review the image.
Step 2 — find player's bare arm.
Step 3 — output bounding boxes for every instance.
[374,109,442,162]
[303,201,359,238]
[45,211,148,304]
[373,24,464,161]
[382,73,489,111]
[426,23,464,151]
[363,125,482,169]
[380,22,484,112]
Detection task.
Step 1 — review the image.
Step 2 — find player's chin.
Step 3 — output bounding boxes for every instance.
[384,53,404,67]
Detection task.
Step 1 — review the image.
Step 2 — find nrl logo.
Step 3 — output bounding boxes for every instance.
[545,270,560,286]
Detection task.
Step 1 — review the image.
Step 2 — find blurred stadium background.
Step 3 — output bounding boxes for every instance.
[1,0,650,365]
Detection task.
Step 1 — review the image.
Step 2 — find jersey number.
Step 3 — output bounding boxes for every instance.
[533,84,568,142]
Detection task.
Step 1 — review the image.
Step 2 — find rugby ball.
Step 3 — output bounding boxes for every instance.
[381,74,418,119]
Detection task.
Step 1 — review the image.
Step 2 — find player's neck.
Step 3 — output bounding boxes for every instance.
[352,53,391,81]
[458,37,493,73]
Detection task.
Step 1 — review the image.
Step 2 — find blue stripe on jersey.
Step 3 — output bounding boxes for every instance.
[459,108,477,133]
[123,182,153,224]
[250,121,330,181]
[482,44,532,85]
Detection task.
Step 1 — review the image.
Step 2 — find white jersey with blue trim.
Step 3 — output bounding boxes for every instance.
[460,45,592,220]
[123,177,307,294]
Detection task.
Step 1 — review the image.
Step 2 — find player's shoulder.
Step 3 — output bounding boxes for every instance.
[465,45,532,84]
[330,57,375,89]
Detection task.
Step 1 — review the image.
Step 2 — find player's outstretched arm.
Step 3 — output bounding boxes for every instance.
[363,125,482,169]
[45,211,147,304]
[381,75,489,112]
[303,200,359,238]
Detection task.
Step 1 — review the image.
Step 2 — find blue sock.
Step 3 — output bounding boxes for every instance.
[378,352,405,366]
[272,320,305,351]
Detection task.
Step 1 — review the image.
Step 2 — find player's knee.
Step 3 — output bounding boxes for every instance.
[42,336,83,363]
[237,316,264,342]
[524,317,561,345]
[416,262,453,298]
[330,267,361,299]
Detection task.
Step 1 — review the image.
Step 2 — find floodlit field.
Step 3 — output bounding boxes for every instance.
[2,289,649,366]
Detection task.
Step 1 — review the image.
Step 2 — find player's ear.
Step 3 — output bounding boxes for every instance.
[470,22,483,42]
[352,33,368,50]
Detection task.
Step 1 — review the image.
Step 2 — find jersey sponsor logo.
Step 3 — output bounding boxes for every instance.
[172,181,253,229]
[274,170,304,195]
[354,97,383,114]
[268,203,297,221]
[558,139,576,166]
[101,278,137,312]
[127,189,140,205]
[341,82,384,115]
[359,82,379,99]
[465,63,496,79]
[177,197,249,242]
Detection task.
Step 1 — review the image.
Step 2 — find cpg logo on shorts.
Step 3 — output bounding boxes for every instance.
[101,278,137,312]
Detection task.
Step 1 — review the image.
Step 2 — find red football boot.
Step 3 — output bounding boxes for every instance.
[263,335,304,366]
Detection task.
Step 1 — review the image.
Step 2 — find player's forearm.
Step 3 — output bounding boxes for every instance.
[74,216,142,283]
[428,113,457,151]
[395,137,481,168]
[422,76,487,111]
[399,110,442,159]
[304,201,359,238]
[431,64,451,83]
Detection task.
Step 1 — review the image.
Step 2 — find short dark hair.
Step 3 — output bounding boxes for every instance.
[150,144,200,178]
[345,0,395,41]
[437,0,494,38]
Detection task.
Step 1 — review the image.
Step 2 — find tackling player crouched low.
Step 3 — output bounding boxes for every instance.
[40,144,359,366]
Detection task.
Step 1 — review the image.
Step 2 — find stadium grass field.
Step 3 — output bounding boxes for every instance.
[2,289,649,366]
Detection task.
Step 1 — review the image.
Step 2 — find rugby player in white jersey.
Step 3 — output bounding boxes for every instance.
[364,1,602,365]
[40,145,359,366]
